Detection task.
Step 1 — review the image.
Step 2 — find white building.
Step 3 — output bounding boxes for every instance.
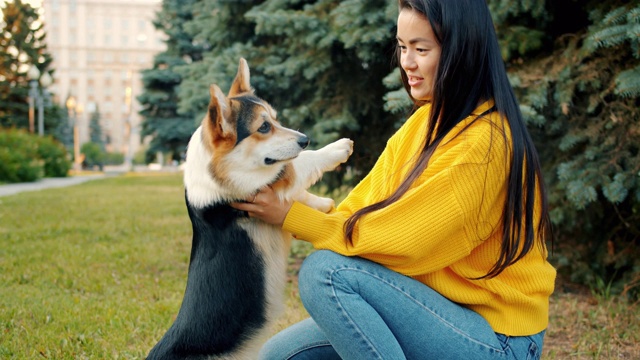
[41,0,166,158]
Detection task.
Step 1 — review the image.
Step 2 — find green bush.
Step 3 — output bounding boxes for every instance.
[103,151,125,165]
[36,135,71,177]
[0,129,44,183]
[0,128,71,183]
[133,147,149,165]
[81,142,106,170]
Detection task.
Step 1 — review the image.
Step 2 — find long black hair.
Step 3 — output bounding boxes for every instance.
[344,0,552,278]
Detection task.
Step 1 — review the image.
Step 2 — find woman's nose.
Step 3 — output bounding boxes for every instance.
[401,53,416,71]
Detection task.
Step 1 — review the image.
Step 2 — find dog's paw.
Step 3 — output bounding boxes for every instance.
[321,138,354,165]
[309,196,335,213]
[294,191,335,213]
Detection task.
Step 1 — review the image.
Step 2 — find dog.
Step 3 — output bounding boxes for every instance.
[147,58,353,359]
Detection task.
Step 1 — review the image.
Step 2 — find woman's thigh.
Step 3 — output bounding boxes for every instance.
[260,250,545,360]
[296,250,543,360]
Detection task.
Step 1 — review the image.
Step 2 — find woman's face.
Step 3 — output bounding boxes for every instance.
[397,9,441,101]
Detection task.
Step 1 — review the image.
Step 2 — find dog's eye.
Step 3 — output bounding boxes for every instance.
[257,121,271,134]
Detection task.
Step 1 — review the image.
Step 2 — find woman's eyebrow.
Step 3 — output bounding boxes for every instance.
[396,36,433,45]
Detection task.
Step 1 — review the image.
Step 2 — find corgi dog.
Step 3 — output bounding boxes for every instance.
[146,58,353,359]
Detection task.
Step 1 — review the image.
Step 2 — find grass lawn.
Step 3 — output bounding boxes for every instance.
[0,173,638,359]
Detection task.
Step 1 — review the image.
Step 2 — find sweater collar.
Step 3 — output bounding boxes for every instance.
[471,99,496,116]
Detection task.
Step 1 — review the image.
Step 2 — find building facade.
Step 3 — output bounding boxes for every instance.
[41,0,165,159]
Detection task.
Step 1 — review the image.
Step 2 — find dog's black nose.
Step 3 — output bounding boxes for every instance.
[298,136,310,149]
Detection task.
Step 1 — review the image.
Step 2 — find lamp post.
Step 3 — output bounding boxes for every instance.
[27,65,53,136]
[66,96,82,173]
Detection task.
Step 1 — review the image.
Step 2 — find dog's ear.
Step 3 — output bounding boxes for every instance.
[208,84,234,137]
[228,58,254,96]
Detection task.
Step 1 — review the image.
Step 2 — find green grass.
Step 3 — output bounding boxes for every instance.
[0,174,638,359]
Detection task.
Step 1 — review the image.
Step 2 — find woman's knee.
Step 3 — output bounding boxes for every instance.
[298,250,344,305]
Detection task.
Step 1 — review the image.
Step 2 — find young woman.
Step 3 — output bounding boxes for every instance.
[232,0,556,358]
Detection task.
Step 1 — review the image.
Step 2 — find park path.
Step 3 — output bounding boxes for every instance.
[0,165,181,197]
[0,174,107,197]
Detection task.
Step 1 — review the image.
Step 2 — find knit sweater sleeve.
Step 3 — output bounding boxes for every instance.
[283,106,510,276]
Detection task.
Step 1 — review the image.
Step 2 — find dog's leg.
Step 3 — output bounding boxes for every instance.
[291,138,353,189]
[282,138,353,210]
[294,191,335,213]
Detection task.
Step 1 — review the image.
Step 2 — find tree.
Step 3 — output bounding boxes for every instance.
[176,0,400,188]
[0,0,54,129]
[137,0,204,162]
[51,103,73,150]
[88,107,105,150]
[154,0,640,295]
[489,0,640,295]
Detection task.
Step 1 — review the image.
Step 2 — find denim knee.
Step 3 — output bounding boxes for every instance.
[299,250,339,307]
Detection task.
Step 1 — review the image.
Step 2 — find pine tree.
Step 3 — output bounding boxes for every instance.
[88,107,105,150]
[0,0,54,129]
[178,0,400,186]
[51,104,72,150]
[495,0,640,294]
[138,0,204,161]
[151,0,640,294]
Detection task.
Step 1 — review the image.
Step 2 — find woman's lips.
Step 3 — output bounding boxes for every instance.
[408,75,423,87]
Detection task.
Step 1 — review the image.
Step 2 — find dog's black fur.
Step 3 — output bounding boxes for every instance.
[147,202,266,359]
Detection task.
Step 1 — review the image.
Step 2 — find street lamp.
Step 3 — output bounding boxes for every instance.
[27,65,53,136]
[66,95,82,173]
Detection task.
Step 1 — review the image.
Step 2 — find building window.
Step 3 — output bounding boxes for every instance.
[69,51,77,67]
[136,33,147,43]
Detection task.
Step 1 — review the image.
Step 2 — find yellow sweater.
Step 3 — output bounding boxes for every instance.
[283,101,556,336]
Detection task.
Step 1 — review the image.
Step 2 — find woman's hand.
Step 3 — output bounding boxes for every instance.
[230,186,293,226]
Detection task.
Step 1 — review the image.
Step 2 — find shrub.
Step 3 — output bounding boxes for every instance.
[0,128,72,183]
[81,142,106,170]
[104,151,125,165]
[35,135,71,177]
[0,129,44,183]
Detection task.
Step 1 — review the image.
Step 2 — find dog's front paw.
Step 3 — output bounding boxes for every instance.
[321,138,354,166]
[294,191,335,213]
[311,196,335,213]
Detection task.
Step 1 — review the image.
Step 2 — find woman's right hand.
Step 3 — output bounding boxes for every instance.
[230,186,293,227]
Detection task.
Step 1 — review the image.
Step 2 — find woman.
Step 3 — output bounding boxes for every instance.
[232,0,556,358]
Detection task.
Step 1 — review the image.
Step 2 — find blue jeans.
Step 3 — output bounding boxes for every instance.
[259,250,545,360]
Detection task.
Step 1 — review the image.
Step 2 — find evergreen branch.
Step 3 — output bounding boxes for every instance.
[628,6,640,24]
[614,66,640,98]
[602,7,628,26]
[587,25,630,52]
